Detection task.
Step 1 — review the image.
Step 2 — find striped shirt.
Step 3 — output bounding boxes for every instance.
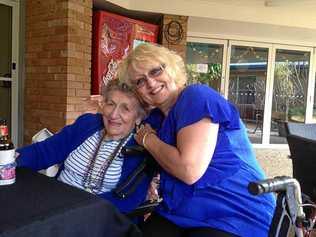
[58,130,132,194]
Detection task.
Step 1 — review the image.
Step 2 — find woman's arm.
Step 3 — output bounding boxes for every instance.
[17,114,101,171]
[82,95,104,114]
[135,118,219,185]
[16,128,73,171]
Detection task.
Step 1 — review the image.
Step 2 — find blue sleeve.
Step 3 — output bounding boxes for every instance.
[16,113,103,171]
[175,85,241,132]
[144,108,164,131]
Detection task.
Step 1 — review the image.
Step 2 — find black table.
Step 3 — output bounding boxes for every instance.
[0,168,141,237]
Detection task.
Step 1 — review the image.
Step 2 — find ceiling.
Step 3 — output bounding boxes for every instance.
[263,0,316,7]
[93,0,162,25]
[96,0,316,30]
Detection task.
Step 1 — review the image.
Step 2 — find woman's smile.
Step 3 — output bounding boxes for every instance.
[128,64,178,114]
[149,85,164,95]
[107,120,121,127]
[102,90,141,140]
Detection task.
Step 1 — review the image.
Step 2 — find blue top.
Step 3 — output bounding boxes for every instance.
[148,84,276,237]
[16,113,151,214]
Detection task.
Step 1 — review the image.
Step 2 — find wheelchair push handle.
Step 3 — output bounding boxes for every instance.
[248,176,297,195]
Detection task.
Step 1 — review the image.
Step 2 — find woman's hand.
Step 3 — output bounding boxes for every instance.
[146,174,160,202]
[82,95,104,114]
[134,123,156,148]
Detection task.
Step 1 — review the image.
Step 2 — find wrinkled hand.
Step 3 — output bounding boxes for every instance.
[134,123,156,147]
[144,174,161,221]
[146,174,160,202]
[82,95,104,114]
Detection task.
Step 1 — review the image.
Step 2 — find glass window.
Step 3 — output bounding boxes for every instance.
[270,49,310,144]
[228,46,268,143]
[186,42,224,92]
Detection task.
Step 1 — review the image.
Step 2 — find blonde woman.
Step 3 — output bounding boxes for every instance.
[118,43,276,237]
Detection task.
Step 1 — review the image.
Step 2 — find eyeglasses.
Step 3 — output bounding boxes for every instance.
[132,64,166,89]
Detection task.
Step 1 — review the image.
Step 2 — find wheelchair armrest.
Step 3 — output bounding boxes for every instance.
[113,145,159,199]
[121,145,147,155]
[126,200,161,218]
[121,145,159,175]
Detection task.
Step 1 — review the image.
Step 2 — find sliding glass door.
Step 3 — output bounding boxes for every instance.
[187,38,315,146]
[227,43,269,143]
[0,2,12,128]
[0,0,19,145]
[270,48,311,144]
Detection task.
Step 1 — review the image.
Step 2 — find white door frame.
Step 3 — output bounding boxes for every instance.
[266,44,313,147]
[225,40,273,146]
[271,45,314,124]
[0,0,19,146]
[310,48,316,123]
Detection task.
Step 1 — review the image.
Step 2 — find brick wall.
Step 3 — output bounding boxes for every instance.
[161,14,188,60]
[24,3,188,144]
[24,0,92,143]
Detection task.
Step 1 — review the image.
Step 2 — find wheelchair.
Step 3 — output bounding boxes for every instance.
[249,176,316,237]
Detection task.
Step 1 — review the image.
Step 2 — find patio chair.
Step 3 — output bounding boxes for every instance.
[252,109,263,133]
[285,122,316,201]
[284,122,316,140]
[32,128,59,177]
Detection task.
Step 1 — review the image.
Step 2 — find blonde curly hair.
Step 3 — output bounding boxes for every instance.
[117,43,187,88]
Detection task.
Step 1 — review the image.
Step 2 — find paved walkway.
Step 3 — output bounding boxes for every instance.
[255,149,316,237]
[255,148,292,178]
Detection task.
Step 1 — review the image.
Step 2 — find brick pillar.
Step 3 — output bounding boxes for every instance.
[161,14,188,60]
[24,0,92,144]
[65,0,92,124]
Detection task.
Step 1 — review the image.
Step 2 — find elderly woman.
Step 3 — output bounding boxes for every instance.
[16,80,151,214]
[118,43,276,237]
